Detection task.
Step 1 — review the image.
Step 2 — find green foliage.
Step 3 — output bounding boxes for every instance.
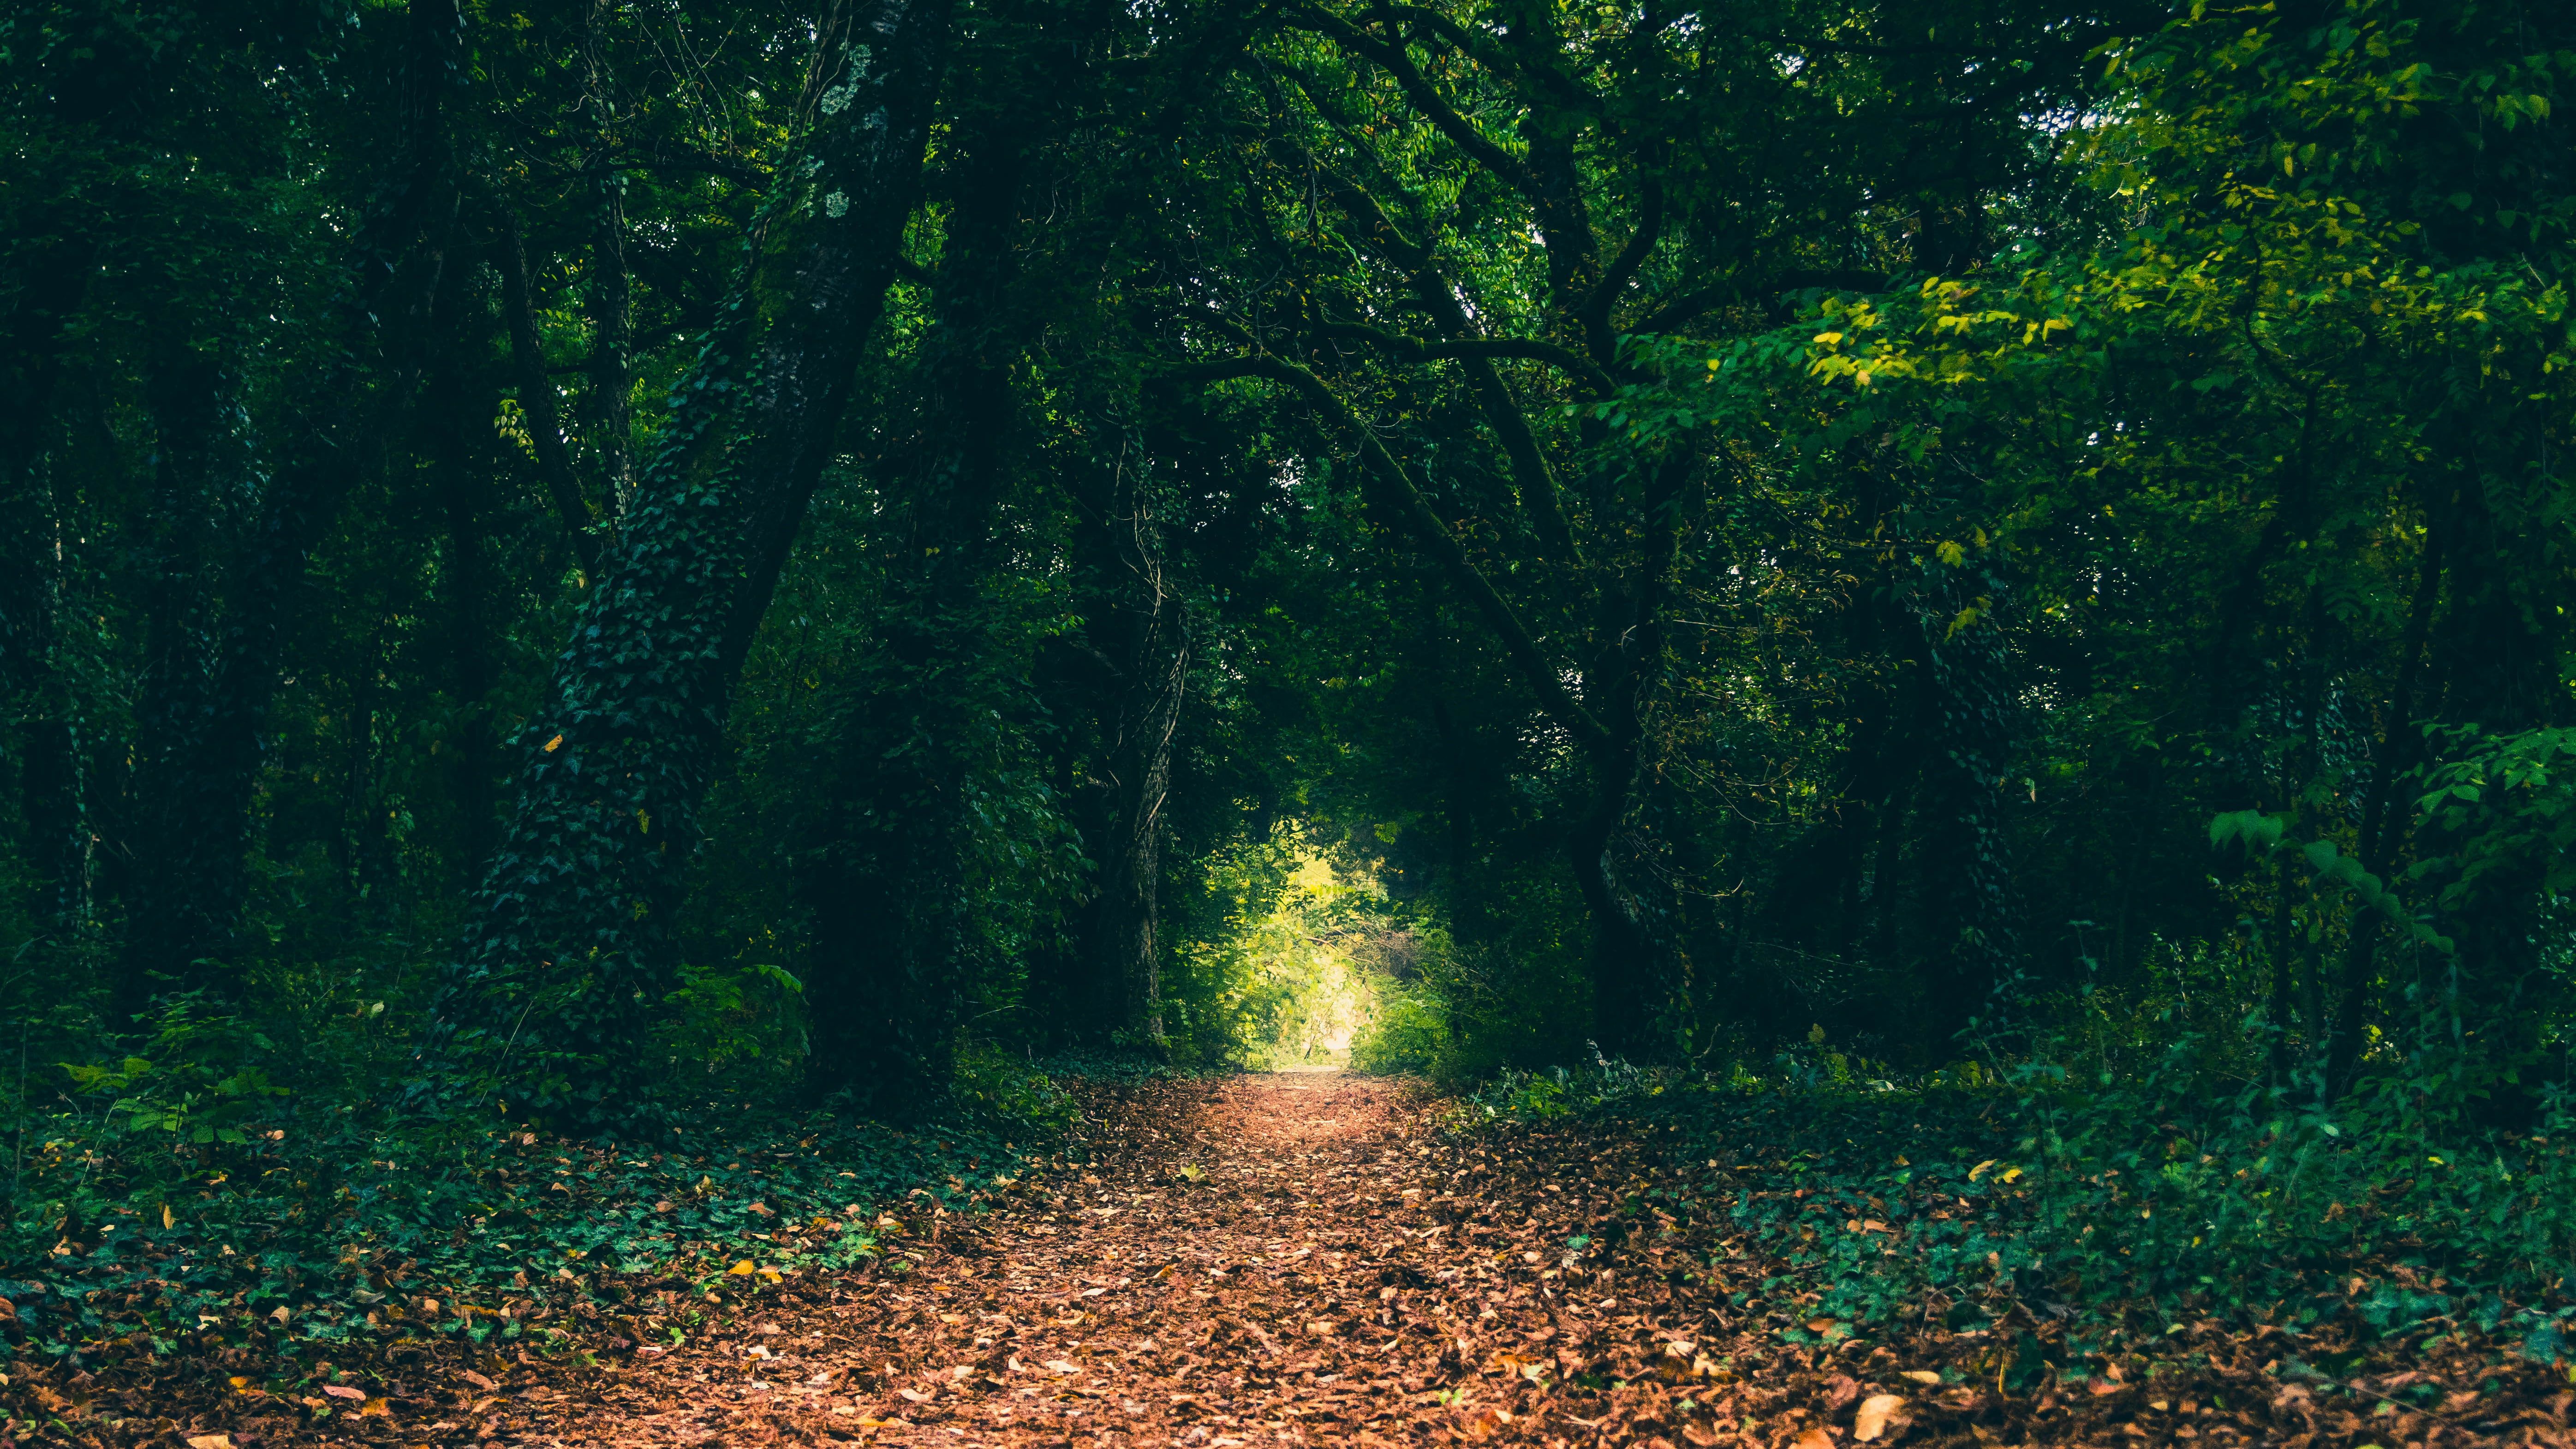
[1463,1024,2576,1342]
[951,1046,1080,1136]
[1350,977,1449,1077]
[0,1094,1043,1367]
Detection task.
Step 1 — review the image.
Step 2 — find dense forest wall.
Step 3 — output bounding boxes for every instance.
[0,0,2569,1131]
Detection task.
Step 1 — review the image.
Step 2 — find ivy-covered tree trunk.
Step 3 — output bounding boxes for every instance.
[427,0,954,1129]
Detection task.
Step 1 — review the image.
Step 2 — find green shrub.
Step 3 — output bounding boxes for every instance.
[1350,978,1447,1075]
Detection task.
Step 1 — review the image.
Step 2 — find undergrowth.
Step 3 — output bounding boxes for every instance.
[0,1023,1101,1382]
[1451,1022,2576,1374]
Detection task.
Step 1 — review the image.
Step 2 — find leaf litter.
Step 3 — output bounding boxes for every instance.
[7,1074,2570,1445]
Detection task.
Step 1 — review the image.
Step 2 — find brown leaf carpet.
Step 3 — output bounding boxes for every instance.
[35,1073,2573,1448]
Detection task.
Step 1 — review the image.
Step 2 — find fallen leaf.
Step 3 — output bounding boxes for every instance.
[1792,1429,1836,1449]
[462,1370,497,1391]
[1044,1360,1080,1375]
[1854,1393,1909,1441]
[729,1260,757,1276]
[323,1384,366,1400]
[1900,1370,1942,1385]
[187,1437,236,1449]
[360,1396,391,1417]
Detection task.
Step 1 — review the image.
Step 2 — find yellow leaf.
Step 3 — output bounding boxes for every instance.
[728,1260,757,1276]
[2002,1166,2024,1182]
[1901,1370,1942,1385]
[543,734,564,752]
[163,1203,175,1230]
[1854,1393,1910,1441]
[1970,1159,1998,1181]
[359,1397,390,1417]
[228,1376,251,1390]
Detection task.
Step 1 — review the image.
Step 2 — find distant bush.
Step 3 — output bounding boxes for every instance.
[1350,978,1447,1076]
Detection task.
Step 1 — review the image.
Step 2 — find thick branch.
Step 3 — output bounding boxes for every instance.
[1317,322,1617,397]
[1172,354,1610,751]
[1385,4,1603,116]
[1298,167,1586,561]
[1580,178,1663,362]
[1290,5,1539,201]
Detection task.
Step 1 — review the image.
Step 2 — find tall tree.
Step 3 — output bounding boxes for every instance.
[426,0,957,1127]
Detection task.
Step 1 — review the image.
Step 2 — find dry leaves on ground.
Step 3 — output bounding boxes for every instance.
[6,1074,2571,1447]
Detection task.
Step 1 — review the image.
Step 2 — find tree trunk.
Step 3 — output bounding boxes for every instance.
[119,354,249,1018]
[427,0,954,1129]
[582,0,636,519]
[0,235,95,955]
[2326,525,2443,1097]
[1914,566,2022,1047]
[1568,455,1689,1060]
[802,90,1039,1111]
[113,0,465,1023]
[1081,468,1189,1047]
[429,261,503,880]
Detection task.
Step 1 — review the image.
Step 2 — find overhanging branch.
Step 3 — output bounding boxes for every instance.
[1168,354,1610,751]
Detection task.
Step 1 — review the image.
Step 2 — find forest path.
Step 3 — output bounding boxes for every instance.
[525,1072,1617,1449]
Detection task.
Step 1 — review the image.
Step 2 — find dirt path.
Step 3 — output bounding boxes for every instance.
[518,1072,1622,1448]
[14,1071,2565,1447]
[230,1073,2565,1449]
